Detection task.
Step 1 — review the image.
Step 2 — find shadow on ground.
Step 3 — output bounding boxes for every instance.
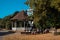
[54,32,60,36]
[0,31,15,36]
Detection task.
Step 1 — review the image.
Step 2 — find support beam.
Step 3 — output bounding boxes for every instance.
[14,21,17,31]
[15,21,17,27]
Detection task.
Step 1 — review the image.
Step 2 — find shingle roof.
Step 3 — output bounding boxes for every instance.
[11,10,28,21]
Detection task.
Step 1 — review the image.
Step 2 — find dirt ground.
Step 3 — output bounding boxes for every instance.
[3,32,60,40]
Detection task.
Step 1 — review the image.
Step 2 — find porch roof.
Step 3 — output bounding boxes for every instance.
[11,10,28,21]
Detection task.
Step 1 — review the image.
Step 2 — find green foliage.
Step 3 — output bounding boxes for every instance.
[0,11,19,29]
[25,0,60,29]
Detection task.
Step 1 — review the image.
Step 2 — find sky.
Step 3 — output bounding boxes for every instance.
[0,0,29,18]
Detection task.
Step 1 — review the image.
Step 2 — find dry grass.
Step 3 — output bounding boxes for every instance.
[3,32,60,40]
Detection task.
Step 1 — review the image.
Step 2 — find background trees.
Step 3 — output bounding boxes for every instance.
[25,0,60,29]
[0,11,19,29]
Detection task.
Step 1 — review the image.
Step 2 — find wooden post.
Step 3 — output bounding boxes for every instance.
[14,21,17,31]
[15,21,16,27]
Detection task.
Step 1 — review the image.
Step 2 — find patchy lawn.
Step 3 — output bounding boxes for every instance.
[3,32,60,40]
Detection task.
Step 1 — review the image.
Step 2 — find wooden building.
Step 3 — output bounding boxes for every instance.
[11,10,28,31]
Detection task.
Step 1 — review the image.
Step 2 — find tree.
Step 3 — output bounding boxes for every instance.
[25,0,60,29]
[3,11,19,29]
